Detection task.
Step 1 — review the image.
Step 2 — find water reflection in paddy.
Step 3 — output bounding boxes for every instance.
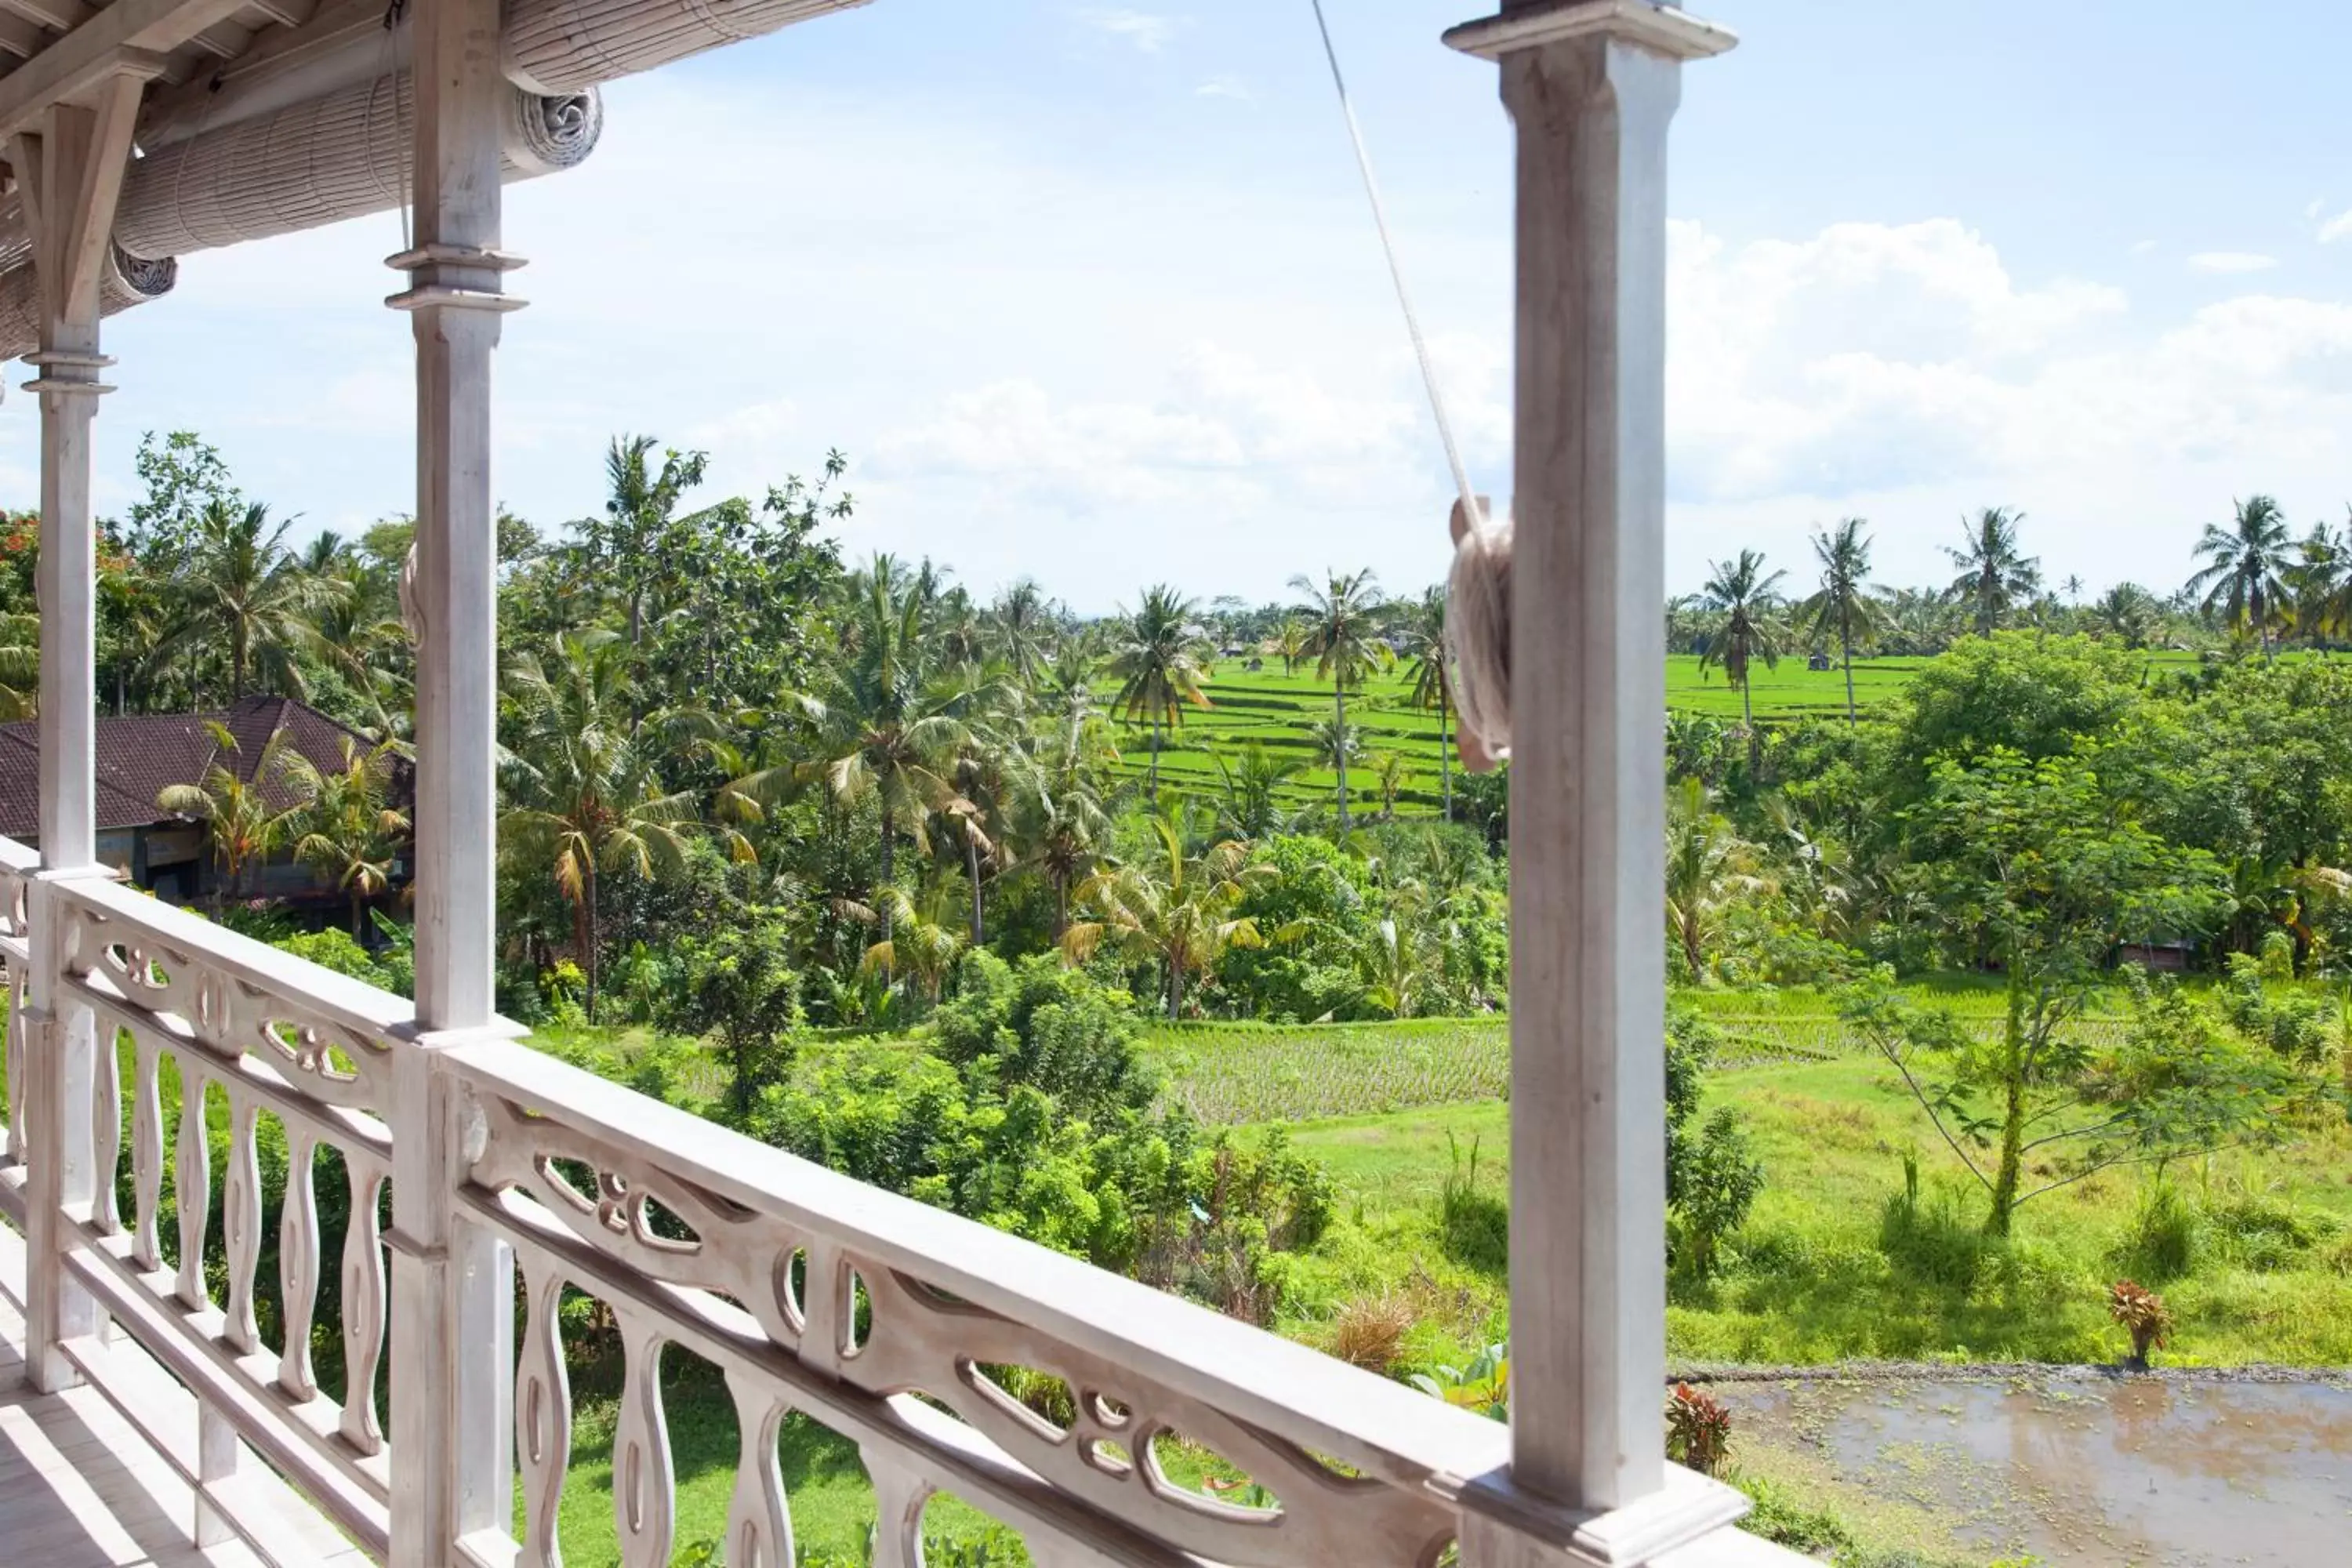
[1711,1373,2352,1566]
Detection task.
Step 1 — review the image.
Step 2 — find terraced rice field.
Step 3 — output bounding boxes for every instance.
[1096,655,1938,815]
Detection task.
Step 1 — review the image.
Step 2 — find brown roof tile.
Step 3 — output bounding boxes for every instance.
[0,696,401,840]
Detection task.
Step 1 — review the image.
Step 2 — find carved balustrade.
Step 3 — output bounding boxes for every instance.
[0,841,1785,1567]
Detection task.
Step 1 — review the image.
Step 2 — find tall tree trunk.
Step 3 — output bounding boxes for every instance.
[1740,679,1759,772]
[1985,984,2027,1237]
[966,835,984,946]
[1053,872,1069,941]
[1149,710,1162,806]
[1335,682,1351,833]
[351,887,366,942]
[584,866,601,1024]
[1167,960,1182,1022]
[1440,686,1454,821]
[1841,607,1857,724]
[879,803,896,941]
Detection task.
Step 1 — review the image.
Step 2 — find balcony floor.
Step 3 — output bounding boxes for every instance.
[0,1221,361,1568]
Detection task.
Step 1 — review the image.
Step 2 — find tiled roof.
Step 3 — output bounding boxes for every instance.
[0,696,399,840]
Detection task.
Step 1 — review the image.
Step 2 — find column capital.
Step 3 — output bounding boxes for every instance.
[1445,0,1737,62]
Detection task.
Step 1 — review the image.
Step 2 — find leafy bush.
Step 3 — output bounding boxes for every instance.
[2109,1279,2173,1367]
[1408,1341,1508,1421]
[1664,1383,1732,1476]
[1438,1133,1507,1273]
[1878,1154,1990,1290]
[2115,1179,2197,1283]
[1675,1107,1766,1276]
[2204,1192,2336,1273]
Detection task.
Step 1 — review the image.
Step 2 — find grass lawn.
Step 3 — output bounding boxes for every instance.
[1277,1054,2352,1369]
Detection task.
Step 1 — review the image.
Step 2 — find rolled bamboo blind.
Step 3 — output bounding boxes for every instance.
[0,247,176,364]
[502,0,868,93]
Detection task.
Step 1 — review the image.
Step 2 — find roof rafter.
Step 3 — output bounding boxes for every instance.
[0,0,259,140]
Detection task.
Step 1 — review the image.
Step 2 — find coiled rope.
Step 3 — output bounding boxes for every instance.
[1307,0,1512,764]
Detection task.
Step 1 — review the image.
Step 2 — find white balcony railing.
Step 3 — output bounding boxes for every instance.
[0,836,1795,1567]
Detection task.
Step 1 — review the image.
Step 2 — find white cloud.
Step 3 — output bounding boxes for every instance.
[2320,209,2352,245]
[1196,74,1252,100]
[2130,239,2158,256]
[1076,8,1178,53]
[2187,251,2279,274]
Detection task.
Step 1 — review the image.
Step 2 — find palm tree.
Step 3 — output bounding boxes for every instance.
[0,611,38,718]
[1943,507,2039,637]
[989,579,1056,686]
[861,884,968,1005]
[156,721,309,913]
[1664,777,1765,981]
[1401,586,1457,817]
[1063,818,1268,1020]
[1290,568,1392,832]
[1795,520,1889,723]
[2187,495,2295,659]
[2093,583,2167,650]
[1106,586,1213,807]
[1697,550,1786,757]
[1268,618,1312,677]
[596,434,708,647]
[281,736,412,938]
[2285,521,2347,648]
[152,500,319,701]
[800,559,975,930]
[1007,721,1113,939]
[499,630,724,1021]
[1210,742,1305,842]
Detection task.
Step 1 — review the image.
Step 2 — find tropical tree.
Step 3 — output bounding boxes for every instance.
[1401,585,1457,816]
[1210,743,1306,842]
[800,558,975,927]
[0,611,38,718]
[1795,519,1889,723]
[1268,618,1312,677]
[1944,507,2040,637]
[1697,550,1786,757]
[589,434,710,648]
[1664,777,1765,981]
[2285,521,2347,648]
[1106,586,1212,806]
[2093,583,2167,650]
[862,884,969,1006]
[1289,568,1392,832]
[1063,819,1269,1019]
[2187,495,2294,659]
[281,736,412,938]
[499,630,728,1021]
[1008,724,1114,938]
[989,579,1057,686]
[152,500,320,701]
[156,721,309,912]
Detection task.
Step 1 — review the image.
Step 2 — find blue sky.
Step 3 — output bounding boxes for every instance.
[3,0,2348,612]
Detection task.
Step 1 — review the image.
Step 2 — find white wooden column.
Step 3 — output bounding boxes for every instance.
[1444,0,1733,1526]
[13,69,148,1395]
[385,0,518,1557]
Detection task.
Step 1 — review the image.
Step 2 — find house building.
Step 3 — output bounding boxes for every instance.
[0,694,408,907]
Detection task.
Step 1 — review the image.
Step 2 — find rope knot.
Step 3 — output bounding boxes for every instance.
[1446,495,1512,771]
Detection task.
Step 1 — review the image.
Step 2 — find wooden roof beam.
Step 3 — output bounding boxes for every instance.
[0,12,50,57]
[0,0,91,35]
[135,0,379,145]
[0,0,260,139]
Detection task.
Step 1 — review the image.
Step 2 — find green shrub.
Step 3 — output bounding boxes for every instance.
[1878,1156,1990,1290]
[1438,1133,1508,1273]
[2205,1192,2336,1273]
[2116,1179,2198,1283]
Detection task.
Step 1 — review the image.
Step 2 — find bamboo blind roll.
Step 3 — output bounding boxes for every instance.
[502,0,869,93]
[111,72,603,262]
[0,245,176,364]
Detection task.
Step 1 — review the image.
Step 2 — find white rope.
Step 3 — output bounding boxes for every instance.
[1308,0,1512,762]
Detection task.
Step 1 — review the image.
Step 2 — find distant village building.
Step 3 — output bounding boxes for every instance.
[0,695,410,909]
[2117,941,2195,974]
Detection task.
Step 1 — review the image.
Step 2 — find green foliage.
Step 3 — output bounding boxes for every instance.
[2116,1178,2198,1283]
[654,906,803,1116]
[1667,1011,1766,1274]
